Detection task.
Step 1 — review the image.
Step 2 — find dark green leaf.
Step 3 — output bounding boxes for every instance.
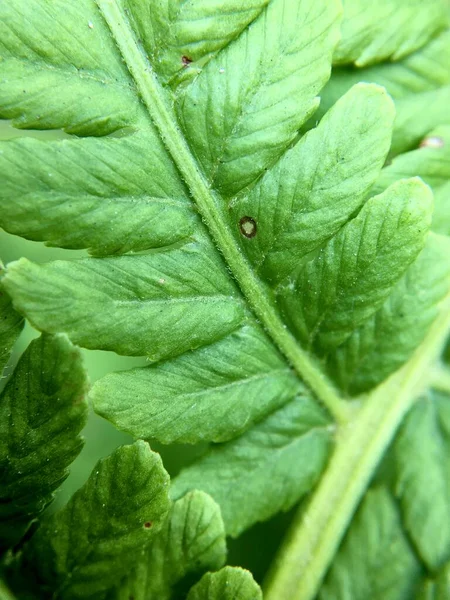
[23,441,171,599]
[0,334,88,551]
[110,491,226,600]
[0,278,23,375]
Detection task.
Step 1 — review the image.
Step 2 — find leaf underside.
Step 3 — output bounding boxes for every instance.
[0,1,450,598]
[0,332,88,552]
[319,390,450,599]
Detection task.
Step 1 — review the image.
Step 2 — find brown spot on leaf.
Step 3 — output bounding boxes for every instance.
[239,216,257,238]
[419,136,444,149]
[144,521,152,529]
[182,56,192,66]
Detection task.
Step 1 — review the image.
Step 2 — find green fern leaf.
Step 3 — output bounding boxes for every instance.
[110,490,226,600]
[22,441,170,599]
[171,395,332,536]
[318,487,421,600]
[373,125,450,236]
[0,279,23,374]
[334,0,448,66]
[0,333,88,551]
[316,29,450,157]
[187,567,262,600]
[1,2,450,599]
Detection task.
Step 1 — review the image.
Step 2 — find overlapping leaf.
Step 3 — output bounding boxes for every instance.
[325,233,450,395]
[187,567,262,600]
[0,333,88,552]
[319,487,421,600]
[109,491,226,600]
[373,126,450,236]
[0,277,23,374]
[334,0,448,66]
[278,178,432,354]
[23,441,170,599]
[316,29,450,157]
[230,84,395,283]
[171,395,332,536]
[318,391,450,598]
[392,391,450,571]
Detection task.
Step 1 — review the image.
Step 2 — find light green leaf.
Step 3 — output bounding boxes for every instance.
[390,85,450,158]
[3,239,245,361]
[0,333,88,551]
[123,0,269,85]
[334,0,448,66]
[177,0,341,196]
[315,30,450,157]
[415,563,450,600]
[110,491,226,600]
[327,233,450,395]
[393,392,450,571]
[373,126,450,235]
[319,487,421,600]
[0,0,144,135]
[278,178,433,355]
[187,567,262,600]
[172,395,332,536]
[230,84,394,283]
[92,324,301,444]
[0,580,17,600]
[24,441,170,600]
[0,278,23,374]
[0,134,197,255]
[322,30,450,111]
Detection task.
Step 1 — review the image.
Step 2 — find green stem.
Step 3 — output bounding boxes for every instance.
[95,0,350,424]
[263,293,450,600]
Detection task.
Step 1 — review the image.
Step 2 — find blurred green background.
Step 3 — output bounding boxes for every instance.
[0,119,294,582]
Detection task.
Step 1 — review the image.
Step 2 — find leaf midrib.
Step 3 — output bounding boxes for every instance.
[95,0,350,425]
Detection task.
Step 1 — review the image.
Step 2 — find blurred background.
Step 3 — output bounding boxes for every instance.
[0,119,294,583]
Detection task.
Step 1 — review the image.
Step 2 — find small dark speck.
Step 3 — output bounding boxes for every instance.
[182,55,192,66]
[144,521,152,529]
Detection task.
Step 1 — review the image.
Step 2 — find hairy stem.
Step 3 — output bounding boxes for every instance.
[263,293,450,600]
[96,0,351,424]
